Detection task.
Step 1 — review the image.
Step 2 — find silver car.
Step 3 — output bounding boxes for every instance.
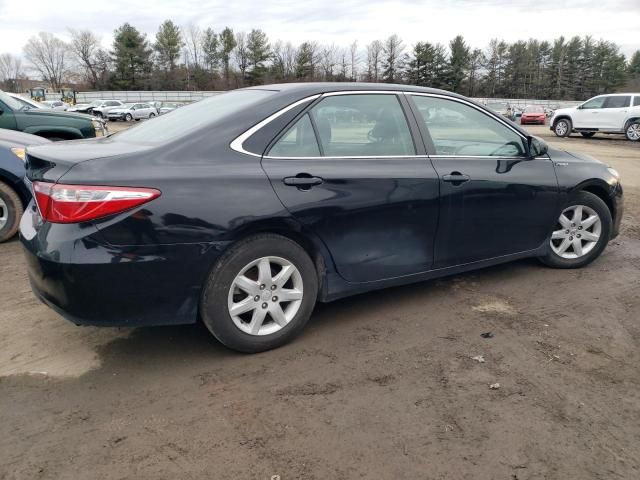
[40,100,68,111]
[92,100,125,118]
[107,103,157,122]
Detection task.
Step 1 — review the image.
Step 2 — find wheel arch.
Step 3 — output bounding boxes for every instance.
[572,179,615,219]
[218,218,336,300]
[0,171,29,206]
[552,115,572,128]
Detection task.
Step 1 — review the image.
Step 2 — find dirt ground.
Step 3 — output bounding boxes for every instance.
[1,125,640,480]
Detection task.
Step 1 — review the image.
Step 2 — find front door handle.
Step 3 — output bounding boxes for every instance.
[283,174,324,189]
[442,172,470,185]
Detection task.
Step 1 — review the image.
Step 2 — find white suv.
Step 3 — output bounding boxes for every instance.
[551,93,640,141]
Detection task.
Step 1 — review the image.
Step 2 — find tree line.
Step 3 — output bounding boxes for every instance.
[1,22,639,101]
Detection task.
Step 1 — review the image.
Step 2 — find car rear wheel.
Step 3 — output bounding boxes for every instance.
[625,121,640,142]
[540,191,611,269]
[554,119,572,137]
[125,113,133,122]
[580,132,596,138]
[0,182,23,243]
[200,234,318,353]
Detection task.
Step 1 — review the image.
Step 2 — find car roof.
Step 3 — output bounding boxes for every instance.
[244,82,469,99]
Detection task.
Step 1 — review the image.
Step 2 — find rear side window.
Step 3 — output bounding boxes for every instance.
[633,96,640,107]
[603,96,631,108]
[412,95,527,157]
[269,114,320,157]
[115,90,276,145]
[309,94,415,157]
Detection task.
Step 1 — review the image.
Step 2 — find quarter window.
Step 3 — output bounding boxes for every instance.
[603,96,631,108]
[634,96,640,107]
[309,94,415,157]
[411,96,527,157]
[269,114,320,157]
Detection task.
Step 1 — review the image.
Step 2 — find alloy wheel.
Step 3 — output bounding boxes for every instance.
[550,205,601,259]
[555,121,568,136]
[0,196,7,231]
[627,123,640,141]
[227,256,304,336]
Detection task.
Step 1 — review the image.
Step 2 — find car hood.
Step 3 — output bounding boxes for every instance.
[548,147,602,164]
[26,136,153,182]
[553,107,576,116]
[22,108,94,122]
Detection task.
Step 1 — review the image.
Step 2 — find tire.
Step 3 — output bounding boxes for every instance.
[580,132,596,138]
[553,118,572,137]
[125,113,133,122]
[540,191,612,269]
[200,234,318,353]
[94,111,103,118]
[625,120,640,142]
[0,182,24,243]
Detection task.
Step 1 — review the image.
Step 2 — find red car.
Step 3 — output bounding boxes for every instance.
[520,105,547,125]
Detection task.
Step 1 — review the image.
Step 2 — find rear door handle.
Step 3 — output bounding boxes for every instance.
[442,172,470,185]
[283,175,324,189]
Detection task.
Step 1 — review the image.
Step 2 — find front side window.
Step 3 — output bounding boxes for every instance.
[309,94,415,157]
[269,114,320,157]
[603,96,631,108]
[582,97,606,109]
[412,96,526,157]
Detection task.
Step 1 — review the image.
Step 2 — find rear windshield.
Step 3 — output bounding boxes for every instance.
[114,90,276,145]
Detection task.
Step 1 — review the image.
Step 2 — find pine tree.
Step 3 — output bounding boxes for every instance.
[110,23,152,89]
[202,28,219,73]
[154,20,183,71]
[219,27,236,86]
[381,35,404,83]
[447,35,470,93]
[246,29,270,85]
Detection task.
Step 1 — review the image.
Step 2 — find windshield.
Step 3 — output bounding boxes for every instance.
[0,91,28,110]
[524,105,544,113]
[115,89,276,145]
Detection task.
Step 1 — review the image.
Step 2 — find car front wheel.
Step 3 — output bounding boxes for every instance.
[625,121,640,141]
[540,191,612,269]
[554,119,572,137]
[0,182,23,243]
[125,113,133,122]
[200,234,318,353]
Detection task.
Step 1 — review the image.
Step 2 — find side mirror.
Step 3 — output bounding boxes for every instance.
[528,136,548,158]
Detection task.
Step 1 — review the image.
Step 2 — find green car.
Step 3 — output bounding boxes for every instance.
[0,90,107,141]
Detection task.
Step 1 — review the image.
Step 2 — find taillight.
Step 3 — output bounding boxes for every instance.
[32,182,161,224]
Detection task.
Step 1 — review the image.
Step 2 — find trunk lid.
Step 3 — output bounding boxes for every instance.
[26,137,153,182]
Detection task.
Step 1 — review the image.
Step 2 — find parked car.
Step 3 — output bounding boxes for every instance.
[107,103,157,121]
[91,100,125,118]
[520,105,547,125]
[0,90,107,141]
[485,101,512,119]
[40,100,68,111]
[7,93,47,110]
[0,129,50,242]
[159,102,183,115]
[551,93,640,141]
[21,83,623,353]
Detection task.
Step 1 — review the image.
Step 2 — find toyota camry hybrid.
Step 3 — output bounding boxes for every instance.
[20,83,623,352]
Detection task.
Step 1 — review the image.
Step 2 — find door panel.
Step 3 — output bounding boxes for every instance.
[261,93,440,283]
[409,94,559,268]
[430,157,558,267]
[600,95,631,130]
[574,96,606,128]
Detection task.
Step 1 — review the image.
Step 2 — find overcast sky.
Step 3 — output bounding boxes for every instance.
[1,0,639,58]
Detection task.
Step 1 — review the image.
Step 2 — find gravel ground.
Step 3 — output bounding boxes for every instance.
[1,125,639,479]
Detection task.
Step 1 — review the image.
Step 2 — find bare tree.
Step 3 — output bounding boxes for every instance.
[349,40,359,81]
[23,32,69,89]
[366,40,383,82]
[0,53,23,92]
[184,23,203,69]
[234,32,249,85]
[319,44,338,80]
[272,40,297,80]
[68,29,105,88]
[381,34,404,83]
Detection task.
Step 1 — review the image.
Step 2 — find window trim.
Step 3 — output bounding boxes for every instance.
[230,90,530,160]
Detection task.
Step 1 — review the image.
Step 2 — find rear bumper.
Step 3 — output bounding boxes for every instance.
[20,205,227,327]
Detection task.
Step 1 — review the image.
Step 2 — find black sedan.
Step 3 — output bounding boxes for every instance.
[20,83,623,352]
[0,129,50,242]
